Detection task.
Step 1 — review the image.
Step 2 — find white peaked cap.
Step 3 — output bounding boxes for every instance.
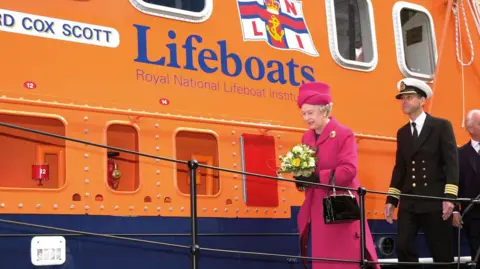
[396,78,433,100]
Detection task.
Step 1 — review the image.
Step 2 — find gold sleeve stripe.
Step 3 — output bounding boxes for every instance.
[445,190,458,195]
[388,187,401,194]
[445,184,458,195]
[388,187,401,199]
[445,184,458,190]
[445,186,458,191]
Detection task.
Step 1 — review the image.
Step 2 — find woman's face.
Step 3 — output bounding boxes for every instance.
[301,104,327,130]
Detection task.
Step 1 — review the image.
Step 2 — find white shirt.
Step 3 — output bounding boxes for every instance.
[471,139,480,154]
[409,111,427,136]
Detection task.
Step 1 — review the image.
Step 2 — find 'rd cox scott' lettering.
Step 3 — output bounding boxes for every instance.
[133,24,315,87]
[0,10,114,44]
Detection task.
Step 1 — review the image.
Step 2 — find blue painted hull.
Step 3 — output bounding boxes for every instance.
[0,207,473,269]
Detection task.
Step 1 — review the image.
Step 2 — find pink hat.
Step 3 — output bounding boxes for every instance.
[297,82,332,108]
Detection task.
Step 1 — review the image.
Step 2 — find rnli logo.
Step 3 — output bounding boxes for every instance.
[236,0,318,57]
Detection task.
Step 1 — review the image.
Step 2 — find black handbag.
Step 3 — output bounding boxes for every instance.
[323,170,361,224]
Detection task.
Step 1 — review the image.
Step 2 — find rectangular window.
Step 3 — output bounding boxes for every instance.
[142,0,205,12]
[326,0,378,71]
[393,2,437,80]
[130,0,212,22]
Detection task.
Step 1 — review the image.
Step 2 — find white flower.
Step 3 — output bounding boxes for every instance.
[292,145,303,153]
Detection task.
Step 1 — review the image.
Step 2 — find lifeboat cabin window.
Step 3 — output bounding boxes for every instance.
[130,0,212,22]
[325,0,378,71]
[175,130,220,196]
[393,2,437,80]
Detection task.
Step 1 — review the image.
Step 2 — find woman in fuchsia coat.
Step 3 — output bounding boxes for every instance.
[294,81,380,269]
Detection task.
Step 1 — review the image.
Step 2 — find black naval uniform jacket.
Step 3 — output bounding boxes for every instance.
[386,113,459,213]
[454,141,480,216]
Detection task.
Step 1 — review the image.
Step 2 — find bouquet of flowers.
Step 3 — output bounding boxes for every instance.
[278,144,317,177]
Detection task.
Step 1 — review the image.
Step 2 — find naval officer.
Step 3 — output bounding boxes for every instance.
[383,78,459,268]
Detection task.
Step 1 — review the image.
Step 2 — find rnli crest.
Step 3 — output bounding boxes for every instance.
[236,0,319,57]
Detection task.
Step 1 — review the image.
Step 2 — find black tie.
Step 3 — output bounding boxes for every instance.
[412,122,418,140]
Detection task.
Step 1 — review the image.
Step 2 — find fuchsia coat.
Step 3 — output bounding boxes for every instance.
[297,117,381,269]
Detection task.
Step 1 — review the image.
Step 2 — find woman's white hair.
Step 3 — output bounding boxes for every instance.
[312,103,333,117]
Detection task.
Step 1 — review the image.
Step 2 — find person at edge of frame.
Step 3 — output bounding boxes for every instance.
[452,109,480,269]
[292,81,380,269]
[383,77,459,269]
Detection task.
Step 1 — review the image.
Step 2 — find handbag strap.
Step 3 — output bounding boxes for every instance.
[329,170,336,196]
[328,169,354,198]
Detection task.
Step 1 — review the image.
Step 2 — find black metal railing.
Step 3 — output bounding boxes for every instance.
[0,121,479,269]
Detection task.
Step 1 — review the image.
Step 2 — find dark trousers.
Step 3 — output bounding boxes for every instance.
[396,209,454,268]
[464,218,480,268]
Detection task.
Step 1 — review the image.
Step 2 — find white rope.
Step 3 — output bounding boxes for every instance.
[467,0,480,36]
[453,0,474,128]
[454,0,474,66]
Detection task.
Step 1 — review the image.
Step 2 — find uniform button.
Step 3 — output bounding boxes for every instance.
[423,175,426,178]
[422,160,425,163]
[412,183,416,187]
[423,168,426,171]
[412,175,416,179]
[424,183,427,186]
[412,161,416,164]
[412,168,415,172]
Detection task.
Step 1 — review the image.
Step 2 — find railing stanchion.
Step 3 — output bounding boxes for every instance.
[358,186,367,269]
[472,243,480,269]
[188,159,200,269]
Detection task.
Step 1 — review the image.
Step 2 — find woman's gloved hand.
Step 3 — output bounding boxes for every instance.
[293,173,319,191]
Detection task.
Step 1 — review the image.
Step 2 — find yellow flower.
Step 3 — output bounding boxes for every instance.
[292,158,301,167]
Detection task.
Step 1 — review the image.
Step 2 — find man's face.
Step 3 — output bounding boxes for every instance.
[467,112,480,139]
[400,94,425,115]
